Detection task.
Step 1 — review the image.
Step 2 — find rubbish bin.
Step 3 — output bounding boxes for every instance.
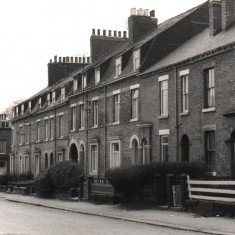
[172,185,182,206]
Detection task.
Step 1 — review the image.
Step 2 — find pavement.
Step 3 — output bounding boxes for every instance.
[1,193,235,235]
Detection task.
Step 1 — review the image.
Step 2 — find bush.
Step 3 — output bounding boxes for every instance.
[106,161,209,197]
[34,161,83,195]
[0,172,34,185]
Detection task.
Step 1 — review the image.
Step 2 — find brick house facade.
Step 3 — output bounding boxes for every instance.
[11,0,235,177]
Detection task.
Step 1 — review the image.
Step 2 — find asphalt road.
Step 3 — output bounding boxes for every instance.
[0,199,206,235]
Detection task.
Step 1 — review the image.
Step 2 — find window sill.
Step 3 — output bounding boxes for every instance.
[79,128,85,131]
[113,121,120,125]
[36,141,40,143]
[70,129,76,133]
[130,118,138,122]
[158,115,169,119]
[89,171,98,176]
[180,111,189,116]
[50,138,54,141]
[44,139,48,142]
[92,126,98,129]
[58,136,64,139]
[202,107,216,113]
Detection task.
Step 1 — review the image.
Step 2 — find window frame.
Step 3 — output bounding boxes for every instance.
[110,140,121,169]
[58,114,63,137]
[181,74,189,113]
[131,89,139,120]
[133,49,140,71]
[93,100,98,127]
[90,143,98,174]
[71,106,76,131]
[61,87,65,100]
[80,104,85,129]
[160,80,168,116]
[115,56,122,77]
[204,68,215,109]
[36,121,40,142]
[113,94,120,124]
[0,140,6,154]
[160,135,169,162]
[95,67,100,85]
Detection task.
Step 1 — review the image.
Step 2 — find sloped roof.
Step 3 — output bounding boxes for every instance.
[142,26,235,74]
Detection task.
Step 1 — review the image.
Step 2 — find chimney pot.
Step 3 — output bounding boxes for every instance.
[118,31,121,37]
[108,30,112,36]
[66,57,69,63]
[63,57,66,62]
[79,57,82,63]
[50,59,52,63]
[144,9,149,16]
[137,8,144,16]
[114,30,117,37]
[54,55,57,63]
[150,10,155,17]
[130,8,136,16]
[103,29,106,36]
[92,28,95,35]
[75,57,78,63]
[123,31,127,38]
[59,57,62,62]
[97,29,100,35]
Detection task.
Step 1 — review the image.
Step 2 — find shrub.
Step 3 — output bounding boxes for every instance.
[34,161,83,195]
[0,171,34,185]
[106,161,209,197]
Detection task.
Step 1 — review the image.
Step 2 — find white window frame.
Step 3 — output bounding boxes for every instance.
[28,101,31,112]
[93,100,98,127]
[20,126,24,145]
[35,154,40,175]
[160,135,169,162]
[58,152,63,162]
[49,117,54,140]
[73,78,78,92]
[0,140,6,154]
[115,56,122,77]
[113,94,120,124]
[131,89,139,120]
[71,106,76,131]
[52,91,56,104]
[10,155,14,174]
[80,104,85,129]
[59,114,63,137]
[25,124,30,144]
[36,120,40,142]
[204,68,215,109]
[61,87,65,100]
[47,93,50,105]
[160,80,168,116]
[45,119,49,140]
[82,74,87,89]
[133,49,140,71]
[21,104,24,115]
[181,74,189,113]
[90,143,98,174]
[95,67,100,85]
[39,98,42,108]
[110,140,121,169]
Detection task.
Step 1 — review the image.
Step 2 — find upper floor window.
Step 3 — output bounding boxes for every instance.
[71,106,76,131]
[95,68,100,85]
[93,100,98,127]
[133,49,140,71]
[47,94,50,105]
[113,94,120,123]
[49,117,54,139]
[115,56,122,77]
[39,98,42,108]
[160,80,168,116]
[20,126,24,145]
[181,74,189,113]
[61,87,65,100]
[59,115,63,137]
[205,131,215,166]
[36,121,40,141]
[45,119,49,140]
[21,104,24,115]
[82,74,87,89]
[28,101,31,112]
[80,104,85,129]
[204,68,215,108]
[52,91,56,104]
[131,89,139,120]
[73,78,78,92]
[26,124,29,144]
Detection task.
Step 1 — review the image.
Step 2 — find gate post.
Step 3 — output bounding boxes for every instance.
[167,174,175,208]
[154,174,164,205]
[180,174,188,210]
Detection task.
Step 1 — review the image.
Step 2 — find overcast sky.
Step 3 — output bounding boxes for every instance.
[0,0,206,113]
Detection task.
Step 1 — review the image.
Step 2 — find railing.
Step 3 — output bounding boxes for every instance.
[187,176,235,203]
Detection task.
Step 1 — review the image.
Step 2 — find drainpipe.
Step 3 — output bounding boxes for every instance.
[175,66,180,162]
[104,85,107,177]
[54,109,57,164]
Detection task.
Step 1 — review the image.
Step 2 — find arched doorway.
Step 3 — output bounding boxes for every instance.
[230,131,235,176]
[79,144,85,169]
[70,143,78,162]
[50,153,53,166]
[181,134,189,162]
[131,139,138,165]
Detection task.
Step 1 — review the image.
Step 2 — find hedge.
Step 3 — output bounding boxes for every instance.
[106,161,209,196]
[34,161,83,194]
[0,172,34,186]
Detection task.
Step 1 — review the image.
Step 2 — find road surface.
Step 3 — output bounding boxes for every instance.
[0,198,206,235]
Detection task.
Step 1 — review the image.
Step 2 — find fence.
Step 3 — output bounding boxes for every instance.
[187,176,235,203]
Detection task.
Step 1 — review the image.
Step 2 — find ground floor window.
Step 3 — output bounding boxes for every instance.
[205,131,215,166]
[10,156,14,174]
[161,135,169,162]
[110,140,121,169]
[90,144,98,174]
[35,155,40,175]
[58,152,64,162]
[0,161,7,174]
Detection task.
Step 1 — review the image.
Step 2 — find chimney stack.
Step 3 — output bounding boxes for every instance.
[209,0,222,36]
[222,0,235,31]
[128,8,158,44]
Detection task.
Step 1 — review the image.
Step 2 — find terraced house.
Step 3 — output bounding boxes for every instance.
[11,0,235,177]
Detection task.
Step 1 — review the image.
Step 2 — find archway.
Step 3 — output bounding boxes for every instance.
[230,131,235,176]
[181,134,189,162]
[70,143,78,162]
[50,152,53,166]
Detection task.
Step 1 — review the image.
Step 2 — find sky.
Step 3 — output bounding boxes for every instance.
[0,0,206,113]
